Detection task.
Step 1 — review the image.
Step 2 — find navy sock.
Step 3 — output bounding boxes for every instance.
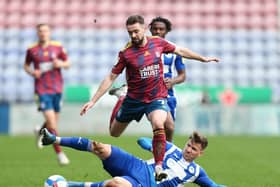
[60,137,92,152]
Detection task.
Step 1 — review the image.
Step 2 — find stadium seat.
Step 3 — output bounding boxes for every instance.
[5,12,22,28]
[6,0,22,14]
[50,0,67,13]
[0,0,280,102]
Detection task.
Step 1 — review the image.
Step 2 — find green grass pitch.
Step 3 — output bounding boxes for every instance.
[0,135,279,187]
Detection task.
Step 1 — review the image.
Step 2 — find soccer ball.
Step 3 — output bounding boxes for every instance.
[44,175,68,187]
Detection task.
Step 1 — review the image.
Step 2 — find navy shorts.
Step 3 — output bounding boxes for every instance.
[36,93,62,112]
[102,146,153,187]
[116,96,170,123]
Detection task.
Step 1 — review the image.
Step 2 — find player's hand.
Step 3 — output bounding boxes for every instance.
[164,78,174,89]
[80,101,95,116]
[201,57,219,63]
[32,69,41,79]
[92,141,106,156]
[53,58,63,68]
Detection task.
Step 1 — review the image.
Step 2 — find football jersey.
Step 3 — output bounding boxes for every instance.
[162,53,185,97]
[112,36,176,103]
[25,41,68,94]
[145,143,217,187]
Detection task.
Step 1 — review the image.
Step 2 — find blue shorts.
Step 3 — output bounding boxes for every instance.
[36,93,62,112]
[167,96,177,121]
[116,96,170,123]
[102,146,153,187]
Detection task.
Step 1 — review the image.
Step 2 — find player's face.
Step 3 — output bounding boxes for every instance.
[182,140,203,162]
[150,21,167,38]
[37,25,51,43]
[127,23,145,46]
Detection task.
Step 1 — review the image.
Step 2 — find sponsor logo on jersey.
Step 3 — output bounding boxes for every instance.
[139,64,160,79]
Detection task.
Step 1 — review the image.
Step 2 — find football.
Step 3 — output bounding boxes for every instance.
[44,175,68,187]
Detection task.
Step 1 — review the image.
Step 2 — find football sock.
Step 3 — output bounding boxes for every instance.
[109,95,125,125]
[59,137,93,152]
[89,181,104,187]
[152,128,166,166]
[68,181,104,187]
[48,128,62,153]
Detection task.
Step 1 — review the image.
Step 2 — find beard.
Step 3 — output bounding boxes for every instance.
[131,36,144,46]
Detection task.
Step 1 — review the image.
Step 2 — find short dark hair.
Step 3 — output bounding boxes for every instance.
[36,23,50,29]
[126,15,145,26]
[189,131,208,150]
[149,17,172,32]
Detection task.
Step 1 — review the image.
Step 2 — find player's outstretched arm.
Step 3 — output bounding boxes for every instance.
[174,46,219,63]
[80,73,118,115]
[194,167,227,187]
[137,137,173,152]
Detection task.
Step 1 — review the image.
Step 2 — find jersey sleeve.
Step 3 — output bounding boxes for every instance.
[174,55,185,71]
[58,46,68,61]
[111,51,126,75]
[161,39,176,54]
[25,49,33,65]
[194,167,221,187]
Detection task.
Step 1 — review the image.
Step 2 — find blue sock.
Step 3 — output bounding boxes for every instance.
[60,137,93,152]
[67,181,84,187]
[68,181,104,187]
[90,181,104,187]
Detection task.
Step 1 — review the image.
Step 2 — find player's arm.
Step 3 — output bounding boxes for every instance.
[53,46,71,69]
[164,56,186,89]
[23,50,41,78]
[194,167,227,187]
[137,137,173,152]
[80,73,118,115]
[24,63,34,76]
[173,46,219,63]
[53,58,70,69]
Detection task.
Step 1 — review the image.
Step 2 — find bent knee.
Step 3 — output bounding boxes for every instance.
[109,131,121,137]
[105,177,132,187]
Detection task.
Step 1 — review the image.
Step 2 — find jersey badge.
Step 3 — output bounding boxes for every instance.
[189,166,195,174]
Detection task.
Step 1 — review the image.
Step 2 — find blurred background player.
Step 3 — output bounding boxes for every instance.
[109,16,186,142]
[23,23,71,165]
[80,15,219,181]
[41,128,227,187]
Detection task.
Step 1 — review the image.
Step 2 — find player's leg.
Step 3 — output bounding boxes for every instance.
[108,86,127,136]
[40,93,69,165]
[42,129,149,187]
[34,94,47,149]
[109,96,144,137]
[148,112,168,181]
[146,98,169,181]
[104,177,132,187]
[42,110,69,165]
[41,128,111,159]
[148,109,168,181]
[164,112,174,142]
[67,177,132,187]
[109,95,125,126]
[53,93,70,165]
[164,96,177,142]
[109,119,130,137]
[165,96,177,142]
